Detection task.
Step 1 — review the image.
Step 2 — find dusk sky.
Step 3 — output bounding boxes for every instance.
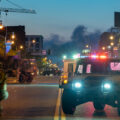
[1,0,120,40]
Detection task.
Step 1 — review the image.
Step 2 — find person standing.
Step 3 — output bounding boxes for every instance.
[0,63,8,111]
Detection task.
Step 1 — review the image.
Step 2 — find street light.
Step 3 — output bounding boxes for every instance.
[86,45,89,48]
[0,24,4,30]
[63,55,67,59]
[108,45,111,49]
[109,35,114,40]
[110,42,114,46]
[20,45,23,50]
[102,46,105,50]
[32,39,36,44]
[11,41,14,45]
[0,20,4,30]
[11,32,15,39]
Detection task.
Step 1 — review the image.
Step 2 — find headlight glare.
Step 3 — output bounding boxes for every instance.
[104,83,111,89]
[102,82,113,93]
[75,82,82,88]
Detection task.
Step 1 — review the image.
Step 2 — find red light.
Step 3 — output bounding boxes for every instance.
[90,54,107,59]
[99,55,107,59]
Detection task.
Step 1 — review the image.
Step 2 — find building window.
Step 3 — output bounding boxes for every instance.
[31,38,33,41]
[35,49,39,52]
[26,38,28,41]
[35,43,39,49]
[30,43,33,47]
[36,38,40,42]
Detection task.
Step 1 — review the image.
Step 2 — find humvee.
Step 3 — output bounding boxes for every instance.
[60,56,120,115]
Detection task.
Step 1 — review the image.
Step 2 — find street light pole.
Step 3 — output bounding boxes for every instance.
[4,33,7,58]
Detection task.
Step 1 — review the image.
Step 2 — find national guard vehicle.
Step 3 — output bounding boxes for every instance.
[60,54,120,115]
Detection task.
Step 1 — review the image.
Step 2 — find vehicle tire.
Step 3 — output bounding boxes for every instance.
[117,97,120,116]
[19,75,25,84]
[93,101,105,111]
[62,89,76,114]
[45,74,48,76]
[26,76,33,84]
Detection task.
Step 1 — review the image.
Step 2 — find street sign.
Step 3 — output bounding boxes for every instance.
[42,50,46,55]
[5,40,12,53]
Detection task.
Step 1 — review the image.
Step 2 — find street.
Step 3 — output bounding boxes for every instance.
[0,76,120,120]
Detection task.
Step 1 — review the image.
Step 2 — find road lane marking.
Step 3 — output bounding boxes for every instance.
[54,88,66,120]
[61,106,66,120]
[60,89,66,120]
[54,88,61,120]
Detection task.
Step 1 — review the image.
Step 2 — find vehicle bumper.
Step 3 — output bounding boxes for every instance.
[72,90,117,107]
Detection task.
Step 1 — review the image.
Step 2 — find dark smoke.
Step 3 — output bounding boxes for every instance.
[44,25,101,56]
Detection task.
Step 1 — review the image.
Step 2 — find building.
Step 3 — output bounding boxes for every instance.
[0,25,25,48]
[99,31,120,58]
[0,25,26,57]
[25,35,44,56]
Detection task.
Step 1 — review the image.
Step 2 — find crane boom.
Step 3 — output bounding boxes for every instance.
[0,7,36,14]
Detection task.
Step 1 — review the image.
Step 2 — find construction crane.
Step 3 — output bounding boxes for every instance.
[0,0,36,27]
[0,7,36,14]
[0,0,36,15]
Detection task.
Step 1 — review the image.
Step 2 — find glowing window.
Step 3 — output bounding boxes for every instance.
[86,64,91,73]
[78,65,83,73]
[110,62,120,71]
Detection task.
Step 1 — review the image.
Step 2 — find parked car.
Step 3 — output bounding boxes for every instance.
[42,68,62,76]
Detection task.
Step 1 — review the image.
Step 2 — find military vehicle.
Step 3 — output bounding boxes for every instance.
[60,54,120,115]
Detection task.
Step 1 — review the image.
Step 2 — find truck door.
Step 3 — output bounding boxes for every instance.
[68,63,73,77]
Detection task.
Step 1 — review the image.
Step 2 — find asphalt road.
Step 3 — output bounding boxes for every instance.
[1,76,120,120]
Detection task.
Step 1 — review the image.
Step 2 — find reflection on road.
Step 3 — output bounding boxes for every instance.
[55,89,120,120]
[0,76,120,120]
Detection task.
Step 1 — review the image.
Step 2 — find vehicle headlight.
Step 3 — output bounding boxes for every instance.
[63,79,68,84]
[102,82,112,93]
[72,81,82,90]
[103,83,111,89]
[75,82,82,88]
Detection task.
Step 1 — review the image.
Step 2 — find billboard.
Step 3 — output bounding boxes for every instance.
[115,12,120,27]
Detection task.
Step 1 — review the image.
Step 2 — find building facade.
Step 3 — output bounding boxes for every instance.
[99,30,120,58]
[0,25,26,49]
[25,35,44,56]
